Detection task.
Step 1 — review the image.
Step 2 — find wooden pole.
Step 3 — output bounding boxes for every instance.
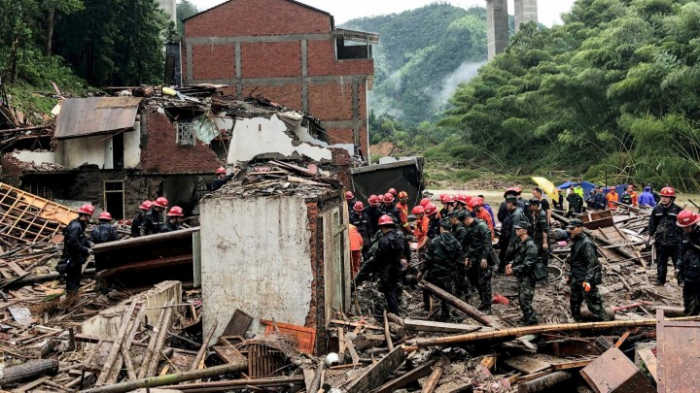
[78,362,247,393]
[383,310,394,351]
[421,358,448,393]
[167,376,305,392]
[418,281,501,328]
[96,300,138,385]
[411,316,700,347]
[119,303,146,381]
[137,303,167,379]
[190,320,218,371]
[146,305,173,377]
[0,359,58,384]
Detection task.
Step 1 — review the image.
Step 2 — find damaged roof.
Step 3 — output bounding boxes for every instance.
[54,97,142,139]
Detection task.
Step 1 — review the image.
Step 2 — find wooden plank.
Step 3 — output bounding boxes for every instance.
[550,359,593,370]
[656,309,700,393]
[345,347,406,393]
[370,361,436,393]
[15,376,50,392]
[637,347,658,383]
[345,335,360,365]
[212,345,246,365]
[504,355,552,374]
[222,309,253,337]
[261,319,316,354]
[404,319,483,334]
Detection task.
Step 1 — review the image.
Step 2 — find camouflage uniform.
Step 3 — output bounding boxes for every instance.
[511,234,539,325]
[422,226,463,319]
[465,218,494,311]
[530,208,550,266]
[452,220,470,296]
[568,231,608,322]
[499,204,525,271]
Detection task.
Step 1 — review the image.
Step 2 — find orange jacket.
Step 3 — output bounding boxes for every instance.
[414,216,430,249]
[476,209,494,238]
[349,224,363,251]
[397,202,411,233]
[606,192,619,209]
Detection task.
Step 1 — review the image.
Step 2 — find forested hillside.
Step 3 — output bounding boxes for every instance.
[432,0,700,190]
[342,4,489,127]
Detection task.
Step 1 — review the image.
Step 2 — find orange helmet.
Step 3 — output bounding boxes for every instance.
[398,191,408,200]
[677,210,700,227]
[167,206,184,217]
[660,187,676,197]
[378,215,395,227]
[78,204,95,216]
[98,211,112,221]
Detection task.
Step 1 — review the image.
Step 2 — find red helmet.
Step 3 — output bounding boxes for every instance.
[420,197,431,207]
[469,198,483,209]
[677,210,700,227]
[444,195,456,204]
[383,193,395,203]
[388,188,397,196]
[353,201,365,212]
[456,195,469,205]
[660,187,676,198]
[167,206,184,217]
[98,211,112,221]
[78,204,95,216]
[154,197,169,209]
[139,201,153,211]
[398,191,408,200]
[412,206,425,215]
[368,195,379,207]
[215,167,226,175]
[439,194,448,203]
[425,203,438,216]
[345,191,354,201]
[378,215,395,227]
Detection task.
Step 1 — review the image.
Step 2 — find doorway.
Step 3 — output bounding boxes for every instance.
[104,181,124,219]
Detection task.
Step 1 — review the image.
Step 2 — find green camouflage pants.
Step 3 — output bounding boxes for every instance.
[467,264,492,309]
[570,282,609,321]
[518,275,538,325]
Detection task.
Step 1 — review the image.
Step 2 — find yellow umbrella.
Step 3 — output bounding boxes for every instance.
[531,176,559,201]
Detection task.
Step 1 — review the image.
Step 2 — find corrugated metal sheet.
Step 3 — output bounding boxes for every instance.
[54,97,142,139]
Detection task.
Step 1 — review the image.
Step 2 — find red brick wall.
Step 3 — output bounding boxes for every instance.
[141,109,222,174]
[185,0,332,37]
[241,82,303,109]
[241,42,301,78]
[307,40,374,76]
[192,45,235,80]
[308,81,353,121]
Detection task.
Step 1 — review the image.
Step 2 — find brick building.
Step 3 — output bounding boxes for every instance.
[183,0,377,159]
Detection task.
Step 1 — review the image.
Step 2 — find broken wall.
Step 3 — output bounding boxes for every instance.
[57,122,140,170]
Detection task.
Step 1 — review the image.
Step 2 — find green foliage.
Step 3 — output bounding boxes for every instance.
[176,0,199,34]
[435,0,700,191]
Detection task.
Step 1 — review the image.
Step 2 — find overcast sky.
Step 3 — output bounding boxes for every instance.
[189,0,577,27]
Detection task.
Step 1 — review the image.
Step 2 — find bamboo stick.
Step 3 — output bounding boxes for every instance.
[95,300,138,385]
[421,358,448,393]
[118,303,146,381]
[190,320,217,371]
[383,310,394,351]
[418,281,501,328]
[146,304,174,377]
[137,303,167,379]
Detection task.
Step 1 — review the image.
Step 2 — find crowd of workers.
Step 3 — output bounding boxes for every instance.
[347,184,700,324]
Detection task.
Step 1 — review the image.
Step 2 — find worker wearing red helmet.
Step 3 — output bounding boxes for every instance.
[420,197,431,208]
[412,206,430,251]
[345,191,356,217]
[470,198,494,238]
[396,191,411,235]
[349,201,371,257]
[60,204,95,294]
[381,192,400,225]
[388,188,398,199]
[161,206,185,233]
[212,167,234,192]
[676,210,700,315]
[90,211,118,245]
[439,195,456,218]
[355,214,410,315]
[131,201,152,238]
[366,195,383,236]
[425,203,442,241]
[648,187,684,285]
[145,197,169,236]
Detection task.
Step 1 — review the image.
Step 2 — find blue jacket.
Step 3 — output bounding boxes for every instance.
[638,188,656,208]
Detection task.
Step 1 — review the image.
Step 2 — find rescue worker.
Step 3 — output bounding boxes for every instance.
[413,206,430,251]
[470,198,494,237]
[463,210,494,313]
[676,210,700,315]
[144,197,168,235]
[366,195,382,236]
[620,184,638,207]
[565,219,609,322]
[349,224,364,277]
[420,219,462,320]
[505,221,539,326]
[478,194,496,225]
[425,203,441,240]
[638,186,656,208]
[381,192,400,224]
[160,206,184,233]
[528,199,550,266]
[498,196,525,273]
[387,188,398,204]
[396,191,412,235]
[212,167,234,192]
[350,201,371,256]
[131,200,152,237]
[439,195,456,218]
[533,187,552,224]
[90,211,118,245]
[454,195,470,214]
[420,197,431,208]
[345,191,356,216]
[648,187,683,285]
[62,204,94,294]
[606,187,619,210]
[356,215,407,315]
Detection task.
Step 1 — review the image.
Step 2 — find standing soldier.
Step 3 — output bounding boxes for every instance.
[161,206,185,233]
[413,206,430,251]
[676,210,700,315]
[356,215,408,315]
[396,191,412,235]
[131,200,152,237]
[90,211,118,245]
[532,187,552,224]
[420,219,462,320]
[212,167,234,192]
[63,204,94,294]
[648,187,683,285]
[565,219,609,322]
[144,197,168,235]
[506,221,539,326]
[566,190,584,217]
[350,201,371,256]
[528,199,550,266]
[450,211,470,298]
[498,196,525,273]
[463,210,494,313]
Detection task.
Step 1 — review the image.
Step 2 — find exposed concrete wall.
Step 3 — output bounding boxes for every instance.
[514,0,539,32]
[486,0,509,60]
[62,135,110,169]
[124,120,141,168]
[223,114,333,163]
[10,151,57,165]
[200,196,315,340]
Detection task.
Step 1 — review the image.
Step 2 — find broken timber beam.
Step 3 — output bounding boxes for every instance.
[0,359,58,385]
[551,212,640,262]
[369,360,436,393]
[421,358,449,393]
[410,316,700,347]
[418,281,501,328]
[517,371,573,393]
[344,346,407,393]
